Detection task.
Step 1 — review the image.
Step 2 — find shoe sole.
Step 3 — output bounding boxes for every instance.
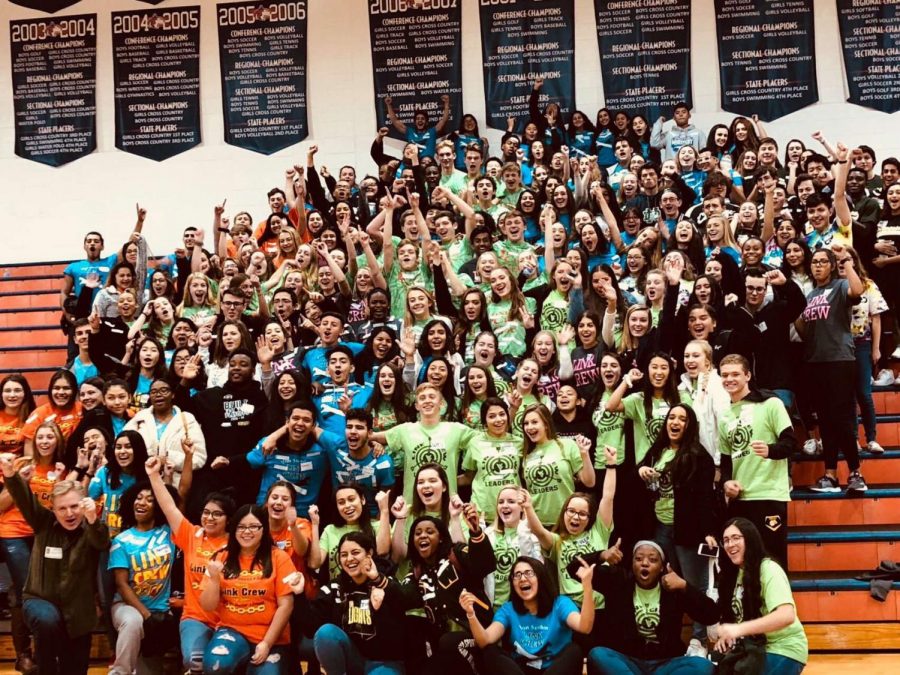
[809,486,841,493]
[847,485,869,493]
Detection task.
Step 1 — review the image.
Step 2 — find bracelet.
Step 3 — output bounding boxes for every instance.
[85,472,95,479]
[836,160,848,164]
[218,227,230,233]
[605,465,617,470]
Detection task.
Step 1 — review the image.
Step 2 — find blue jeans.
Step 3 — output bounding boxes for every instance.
[0,537,33,606]
[23,598,92,675]
[203,627,287,675]
[854,340,876,443]
[588,646,714,674]
[180,618,214,673]
[765,653,805,674]
[314,624,405,675]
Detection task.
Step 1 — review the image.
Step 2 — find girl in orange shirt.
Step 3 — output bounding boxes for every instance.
[0,420,66,673]
[22,370,83,457]
[0,375,36,457]
[200,505,299,674]
[144,455,233,673]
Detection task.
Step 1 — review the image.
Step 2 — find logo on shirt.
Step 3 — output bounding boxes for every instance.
[646,415,665,443]
[524,461,559,494]
[411,442,445,468]
[483,454,518,487]
[726,422,753,455]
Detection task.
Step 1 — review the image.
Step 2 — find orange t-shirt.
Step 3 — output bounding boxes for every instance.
[0,464,61,538]
[23,403,84,440]
[173,518,228,626]
[270,518,315,599]
[0,410,26,455]
[205,547,295,645]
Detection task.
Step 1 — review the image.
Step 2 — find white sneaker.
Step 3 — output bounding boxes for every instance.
[891,346,900,360]
[686,638,708,658]
[802,438,822,455]
[874,369,895,387]
[867,441,885,454]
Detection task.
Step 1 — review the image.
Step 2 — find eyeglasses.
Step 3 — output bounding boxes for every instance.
[810,260,830,266]
[745,286,766,294]
[222,300,244,308]
[722,534,744,545]
[202,510,226,519]
[565,508,590,519]
[149,388,172,396]
[512,569,536,581]
[236,524,263,533]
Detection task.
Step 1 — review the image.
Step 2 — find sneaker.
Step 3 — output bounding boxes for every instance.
[874,369,895,387]
[867,441,885,454]
[802,438,822,456]
[847,471,869,493]
[810,474,841,492]
[892,346,900,360]
[685,638,708,659]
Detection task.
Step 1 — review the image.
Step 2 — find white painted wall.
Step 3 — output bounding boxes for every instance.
[0,0,897,264]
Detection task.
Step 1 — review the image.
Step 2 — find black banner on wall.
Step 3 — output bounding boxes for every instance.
[368,1,462,141]
[10,14,97,167]
[594,0,692,120]
[217,1,308,154]
[111,7,201,161]
[479,0,576,131]
[8,1,82,12]
[714,0,817,121]
[836,0,900,114]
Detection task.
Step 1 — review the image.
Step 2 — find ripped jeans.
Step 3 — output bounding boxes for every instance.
[202,627,288,675]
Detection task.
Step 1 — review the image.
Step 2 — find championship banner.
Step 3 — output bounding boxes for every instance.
[217,1,309,154]
[368,0,463,139]
[479,0,576,131]
[111,7,201,161]
[594,0,692,120]
[8,1,82,12]
[836,0,899,114]
[10,14,97,167]
[714,0,818,120]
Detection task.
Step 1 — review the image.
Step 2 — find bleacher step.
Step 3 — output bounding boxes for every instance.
[792,449,900,485]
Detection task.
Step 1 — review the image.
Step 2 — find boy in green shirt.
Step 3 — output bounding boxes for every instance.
[718,355,794,567]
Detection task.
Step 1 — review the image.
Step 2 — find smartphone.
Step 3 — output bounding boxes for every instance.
[698,544,719,558]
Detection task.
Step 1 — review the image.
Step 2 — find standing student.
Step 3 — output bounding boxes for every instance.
[520,405,595,526]
[797,247,867,493]
[145,456,233,674]
[0,455,108,675]
[718,355,794,567]
[461,556,595,675]
[200,505,299,675]
[711,518,808,674]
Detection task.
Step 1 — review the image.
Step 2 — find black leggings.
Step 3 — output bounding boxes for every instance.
[808,361,860,472]
[482,643,584,675]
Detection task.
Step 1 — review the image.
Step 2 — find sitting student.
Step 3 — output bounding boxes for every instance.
[462,556,595,675]
[711,518,808,675]
[108,482,178,675]
[298,532,407,675]
[0,455,108,675]
[580,540,719,674]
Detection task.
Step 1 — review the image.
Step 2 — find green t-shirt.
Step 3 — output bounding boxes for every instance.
[488,527,522,608]
[633,585,662,643]
[523,438,584,526]
[487,296,537,358]
[547,515,613,606]
[387,264,431,319]
[461,432,524,520]
[371,401,403,472]
[460,398,485,430]
[592,391,625,468]
[622,391,692,464]
[444,237,473,273]
[385,421,477,503]
[493,239,534,276]
[539,289,569,336]
[319,520,382,581]
[440,169,469,197]
[511,392,552,434]
[653,448,677,525]
[733,561,808,664]
[718,397,792,502]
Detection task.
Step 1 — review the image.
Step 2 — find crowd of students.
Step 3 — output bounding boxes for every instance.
[2,87,898,675]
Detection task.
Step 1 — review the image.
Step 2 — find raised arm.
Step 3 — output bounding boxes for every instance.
[522,489,555,551]
[832,142,852,228]
[384,97,407,135]
[145,456,185,532]
[460,591,505,648]
[594,183,624,250]
[761,182,775,243]
[605,368,642,413]
[597,446,617,528]
[435,94,451,135]
[359,231,387,289]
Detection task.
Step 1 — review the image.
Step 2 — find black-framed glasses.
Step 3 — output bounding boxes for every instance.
[512,569,536,581]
